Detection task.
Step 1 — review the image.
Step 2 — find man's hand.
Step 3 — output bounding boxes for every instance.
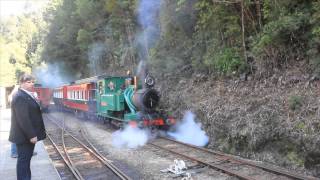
[30,137,37,144]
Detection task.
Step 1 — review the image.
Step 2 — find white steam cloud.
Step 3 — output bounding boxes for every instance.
[112,126,151,149]
[34,63,71,87]
[88,42,106,76]
[135,0,162,78]
[168,111,209,147]
[137,0,161,49]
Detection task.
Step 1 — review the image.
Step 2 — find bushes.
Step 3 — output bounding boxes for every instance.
[40,0,320,77]
[204,48,246,74]
[288,95,303,111]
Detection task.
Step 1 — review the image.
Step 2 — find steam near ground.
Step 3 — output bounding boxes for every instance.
[168,111,209,147]
[112,126,151,149]
[112,111,209,149]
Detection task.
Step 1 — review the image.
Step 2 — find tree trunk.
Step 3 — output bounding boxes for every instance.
[255,0,262,29]
[241,0,247,62]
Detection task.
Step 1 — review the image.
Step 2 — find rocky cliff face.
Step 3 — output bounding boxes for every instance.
[156,70,320,177]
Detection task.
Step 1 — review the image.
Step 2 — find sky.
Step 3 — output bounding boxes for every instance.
[0,0,48,18]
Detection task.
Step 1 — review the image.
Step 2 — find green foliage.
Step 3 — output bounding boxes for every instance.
[295,122,305,130]
[204,48,245,74]
[41,0,139,78]
[288,95,303,111]
[308,1,320,74]
[286,151,304,167]
[76,29,91,50]
[191,0,247,74]
[252,12,308,52]
[250,0,312,74]
[0,9,45,86]
[33,0,320,79]
[149,0,195,74]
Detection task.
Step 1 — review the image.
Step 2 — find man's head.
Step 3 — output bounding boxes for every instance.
[19,74,35,91]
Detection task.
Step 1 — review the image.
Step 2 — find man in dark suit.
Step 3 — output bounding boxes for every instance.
[9,74,46,180]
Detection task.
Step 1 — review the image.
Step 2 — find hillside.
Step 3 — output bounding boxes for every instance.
[157,66,320,176]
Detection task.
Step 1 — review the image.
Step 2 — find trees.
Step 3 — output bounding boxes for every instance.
[0,12,44,86]
[4,0,319,82]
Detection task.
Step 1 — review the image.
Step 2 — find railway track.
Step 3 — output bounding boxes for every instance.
[44,114,131,180]
[149,137,318,180]
[43,112,318,180]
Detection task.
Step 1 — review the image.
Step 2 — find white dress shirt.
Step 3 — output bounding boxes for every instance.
[20,88,40,106]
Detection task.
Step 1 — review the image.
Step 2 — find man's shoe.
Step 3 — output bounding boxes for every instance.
[32,152,37,156]
[11,154,18,158]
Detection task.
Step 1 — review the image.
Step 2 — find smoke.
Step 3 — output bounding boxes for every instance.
[136,0,162,77]
[112,126,151,149]
[34,63,71,87]
[87,42,107,76]
[168,111,209,147]
[137,0,162,49]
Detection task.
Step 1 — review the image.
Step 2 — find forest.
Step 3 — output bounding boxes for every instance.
[1,0,320,85]
[1,0,320,176]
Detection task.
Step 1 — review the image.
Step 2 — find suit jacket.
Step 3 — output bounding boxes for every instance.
[9,89,46,144]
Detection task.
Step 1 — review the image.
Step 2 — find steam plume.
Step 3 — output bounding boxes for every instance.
[112,126,151,149]
[168,111,209,147]
[34,63,71,87]
[88,42,106,76]
[136,0,162,79]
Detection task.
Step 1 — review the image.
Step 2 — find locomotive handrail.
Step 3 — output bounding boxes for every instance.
[124,86,136,113]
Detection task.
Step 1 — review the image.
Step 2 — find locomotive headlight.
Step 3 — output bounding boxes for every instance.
[144,75,155,87]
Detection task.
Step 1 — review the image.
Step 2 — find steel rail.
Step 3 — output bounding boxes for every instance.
[81,128,131,180]
[162,137,317,180]
[46,131,82,180]
[61,120,85,180]
[149,142,256,180]
[79,128,111,163]
[67,129,131,180]
[46,114,131,180]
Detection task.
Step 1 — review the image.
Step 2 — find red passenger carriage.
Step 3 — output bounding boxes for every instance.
[52,86,65,108]
[33,85,53,112]
[53,82,96,117]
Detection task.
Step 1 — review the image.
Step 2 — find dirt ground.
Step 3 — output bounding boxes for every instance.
[50,111,234,180]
